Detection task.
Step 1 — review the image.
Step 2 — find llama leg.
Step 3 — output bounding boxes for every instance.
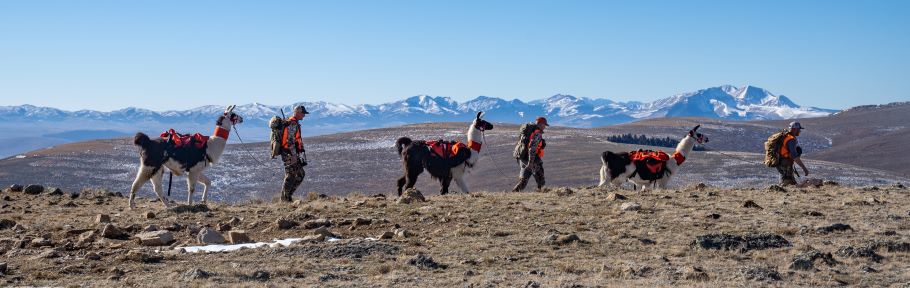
[198,174,211,204]
[128,166,152,209]
[186,172,199,205]
[440,175,452,195]
[454,177,470,194]
[598,165,608,187]
[149,170,171,208]
[397,175,406,196]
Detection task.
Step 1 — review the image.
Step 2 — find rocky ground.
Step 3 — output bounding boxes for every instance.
[1,182,909,287]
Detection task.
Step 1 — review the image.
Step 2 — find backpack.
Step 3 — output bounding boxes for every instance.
[268,116,288,159]
[513,123,539,159]
[764,130,789,167]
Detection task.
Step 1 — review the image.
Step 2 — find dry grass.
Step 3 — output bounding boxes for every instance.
[1,184,909,287]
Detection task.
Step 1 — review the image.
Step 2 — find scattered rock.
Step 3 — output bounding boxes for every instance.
[8,184,23,192]
[843,199,873,206]
[228,217,242,226]
[836,245,882,262]
[798,178,824,188]
[95,214,111,224]
[183,268,213,281]
[135,230,175,246]
[143,225,158,232]
[33,248,61,259]
[694,233,790,252]
[23,185,44,195]
[276,218,299,230]
[77,230,98,246]
[48,187,64,196]
[100,224,129,240]
[0,219,16,230]
[694,183,708,191]
[544,233,583,245]
[605,193,627,201]
[299,234,326,243]
[408,254,447,270]
[620,202,641,211]
[804,211,824,217]
[250,270,270,281]
[816,223,853,233]
[169,204,210,213]
[767,185,786,192]
[0,262,7,274]
[394,229,412,238]
[892,183,906,189]
[302,218,331,229]
[62,201,77,208]
[683,266,709,281]
[227,230,252,244]
[378,231,395,240]
[30,237,53,248]
[860,265,878,273]
[742,200,763,209]
[125,250,163,263]
[397,188,426,204]
[217,222,231,232]
[823,180,839,186]
[144,211,155,219]
[551,187,574,196]
[789,250,838,271]
[197,228,227,245]
[312,227,336,238]
[741,266,781,282]
[705,213,721,220]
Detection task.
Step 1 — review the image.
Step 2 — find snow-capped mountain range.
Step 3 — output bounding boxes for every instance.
[1,85,834,128]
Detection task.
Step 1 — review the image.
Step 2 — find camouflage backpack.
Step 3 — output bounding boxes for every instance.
[268,116,288,159]
[764,129,789,167]
[513,123,539,159]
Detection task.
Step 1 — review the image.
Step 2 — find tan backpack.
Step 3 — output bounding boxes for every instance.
[764,130,789,167]
[268,116,287,159]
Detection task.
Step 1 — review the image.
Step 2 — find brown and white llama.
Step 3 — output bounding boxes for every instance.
[395,112,494,195]
[598,125,708,191]
[128,105,243,209]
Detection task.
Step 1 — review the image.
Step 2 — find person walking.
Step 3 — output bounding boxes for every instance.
[512,117,548,192]
[777,121,809,185]
[278,105,309,201]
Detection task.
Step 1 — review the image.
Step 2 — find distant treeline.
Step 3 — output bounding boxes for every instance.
[606,133,707,151]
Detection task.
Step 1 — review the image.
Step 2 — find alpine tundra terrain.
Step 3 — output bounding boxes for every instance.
[0,182,909,287]
[0,120,906,203]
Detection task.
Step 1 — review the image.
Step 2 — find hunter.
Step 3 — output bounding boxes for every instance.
[279,105,309,201]
[512,117,548,192]
[778,121,809,185]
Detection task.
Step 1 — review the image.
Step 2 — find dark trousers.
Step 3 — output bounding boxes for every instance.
[281,153,306,201]
[777,158,797,186]
[513,157,545,192]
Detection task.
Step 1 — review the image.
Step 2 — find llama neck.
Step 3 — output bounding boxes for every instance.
[206,122,232,163]
[465,124,483,164]
[675,135,696,159]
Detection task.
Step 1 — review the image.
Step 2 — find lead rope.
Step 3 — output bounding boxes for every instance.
[480,130,506,172]
[231,123,272,168]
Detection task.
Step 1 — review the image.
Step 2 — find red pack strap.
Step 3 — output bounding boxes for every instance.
[468,140,482,152]
[214,126,230,139]
[672,151,686,165]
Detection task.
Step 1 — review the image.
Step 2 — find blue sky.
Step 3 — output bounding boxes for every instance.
[1,0,908,111]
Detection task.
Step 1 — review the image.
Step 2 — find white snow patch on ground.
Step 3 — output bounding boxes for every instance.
[177,237,360,253]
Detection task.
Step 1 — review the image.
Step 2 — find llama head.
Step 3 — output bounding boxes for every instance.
[218,105,244,126]
[688,125,708,144]
[473,111,494,132]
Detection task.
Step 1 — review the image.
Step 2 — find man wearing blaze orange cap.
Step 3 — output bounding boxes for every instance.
[512,116,548,192]
[279,105,309,202]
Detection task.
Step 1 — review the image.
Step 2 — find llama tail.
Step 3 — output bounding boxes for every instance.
[134,132,152,149]
[395,137,412,157]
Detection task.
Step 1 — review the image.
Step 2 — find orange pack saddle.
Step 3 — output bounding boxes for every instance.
[425,140,468,159]
[160,129,209,149]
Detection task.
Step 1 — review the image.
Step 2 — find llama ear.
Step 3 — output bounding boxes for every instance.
[693,125,701,132]
[226,105,236,113]
[476,111,483,120]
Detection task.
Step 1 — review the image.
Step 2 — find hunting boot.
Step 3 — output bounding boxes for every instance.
[512,178,529,192]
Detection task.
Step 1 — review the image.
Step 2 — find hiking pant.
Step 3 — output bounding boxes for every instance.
[512,157,545,192]
[777,158,797,186]
[281,153,306,201]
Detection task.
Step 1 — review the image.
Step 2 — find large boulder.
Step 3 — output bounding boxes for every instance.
[8,184,23,193]
[135,230,175,246]
[100,224,129,240]
[302,218,331,229]
[197,228,226,245]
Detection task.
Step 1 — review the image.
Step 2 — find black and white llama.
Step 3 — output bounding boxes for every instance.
[395,112,494,196]
[128,105,243,209]
[598,125,708,191]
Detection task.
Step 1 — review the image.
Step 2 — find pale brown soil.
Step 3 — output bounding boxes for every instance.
[2,183,909,287]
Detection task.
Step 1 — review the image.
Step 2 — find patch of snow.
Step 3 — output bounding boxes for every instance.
[177,237,349,253]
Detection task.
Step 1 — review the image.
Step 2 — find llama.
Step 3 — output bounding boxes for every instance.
[598,125,708,191]
[128,105,243,209]
[395,112,494,196]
